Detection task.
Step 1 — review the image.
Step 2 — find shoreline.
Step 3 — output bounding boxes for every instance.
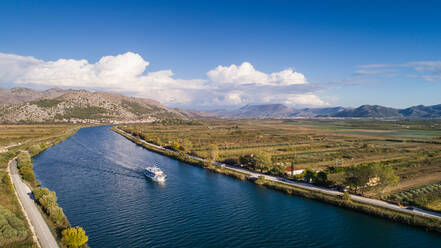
[4,126,83,248]
[111,126,441,234]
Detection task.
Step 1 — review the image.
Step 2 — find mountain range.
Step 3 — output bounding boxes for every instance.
[209,103,441,119]
[1,88,440,123]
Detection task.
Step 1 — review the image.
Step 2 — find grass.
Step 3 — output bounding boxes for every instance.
[0,152,36,248]
[390,183,441,212]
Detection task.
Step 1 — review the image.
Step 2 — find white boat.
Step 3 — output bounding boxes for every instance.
[144,166,166,182]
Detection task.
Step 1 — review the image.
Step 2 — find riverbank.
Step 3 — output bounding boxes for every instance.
[112,126,441,233]
[8,157,58,248]
[1,125,87,248]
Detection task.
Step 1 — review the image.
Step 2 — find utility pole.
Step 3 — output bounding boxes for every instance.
[291,160,294,176]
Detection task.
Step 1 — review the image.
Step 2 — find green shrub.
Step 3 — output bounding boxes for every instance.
[30,99,62,108]
[0,206,28,244]
[32,187,51,200]
[38,192,58,210]
[32,188,70,230]
[47,206,69,229]
[17,153,32,170]
[19,167,36,184]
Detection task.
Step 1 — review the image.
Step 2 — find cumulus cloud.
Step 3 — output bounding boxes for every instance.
[0,52,205,105]
[207,62,307,86]
[0,52,327,108]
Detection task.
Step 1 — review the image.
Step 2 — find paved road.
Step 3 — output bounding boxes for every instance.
[8,158,59,248]
[116,127,441,221]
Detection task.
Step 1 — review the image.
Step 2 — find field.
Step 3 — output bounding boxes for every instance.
[0,124,82,248]
[119,119,441,211]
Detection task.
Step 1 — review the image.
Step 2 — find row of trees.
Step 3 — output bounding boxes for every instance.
[304,169,330,186]
[32,187,70,229]
[33,187,88,247]
[238,152,286,175]
[17,152,36,185]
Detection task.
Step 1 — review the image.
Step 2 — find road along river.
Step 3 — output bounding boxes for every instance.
[33,126,441,248]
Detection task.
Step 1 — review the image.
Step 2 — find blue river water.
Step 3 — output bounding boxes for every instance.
[33,126,441,247]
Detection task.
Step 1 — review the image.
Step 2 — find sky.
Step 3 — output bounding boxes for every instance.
[1,0,441,109]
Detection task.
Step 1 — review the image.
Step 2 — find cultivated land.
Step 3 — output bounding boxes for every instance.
[119,119,441,213]
[0,124,83,248]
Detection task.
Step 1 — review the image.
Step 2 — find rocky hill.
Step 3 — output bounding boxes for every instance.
[212,104,346,118]
[0,88,185,123]
[398,104,441,118]
[224,104,293,118]
[332,105,402,118]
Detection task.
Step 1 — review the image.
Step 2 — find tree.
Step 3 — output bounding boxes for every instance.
[61,226,88,248]
[271,162,286,175]
[344,164,374,194]
[315,171,329,186]
[304,168,317,183]
[181,139,193,152]
[48,206,69,229]
[171,141,180,151]
[342,191,351,201]
[344,163,399,195]
[153,137,162,146]
[38,193,58,209]
[254,152,272,172]
[374,164,399,195]
[207,144,219,162]
[239,154,256,169]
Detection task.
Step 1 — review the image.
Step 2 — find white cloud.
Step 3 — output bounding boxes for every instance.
[356,64,390,69]
[263,93,328,106]
[407,61,441,72]
[0,52,326,108]
[207,62,307,86]
[0,52,205,104]
[350,61,441,83]
[354,69,396,75]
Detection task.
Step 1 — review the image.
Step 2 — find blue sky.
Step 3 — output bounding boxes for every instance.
[1,0,441,109]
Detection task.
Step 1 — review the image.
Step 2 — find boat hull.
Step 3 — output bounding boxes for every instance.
[144,170,166,182]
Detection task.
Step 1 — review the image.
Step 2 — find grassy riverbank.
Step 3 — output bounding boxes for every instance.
[0,153,35,248]
[0,124,86,247]
[112,125,441,233]
[253,177,441,233]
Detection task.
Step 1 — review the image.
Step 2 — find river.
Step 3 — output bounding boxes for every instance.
[33,126,441,247]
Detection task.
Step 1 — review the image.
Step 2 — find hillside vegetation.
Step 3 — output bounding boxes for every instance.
[0,87,185,123]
